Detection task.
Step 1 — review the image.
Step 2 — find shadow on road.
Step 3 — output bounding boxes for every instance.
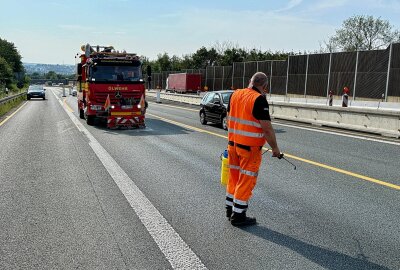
[242,225,389,270]
[92,118,196,137]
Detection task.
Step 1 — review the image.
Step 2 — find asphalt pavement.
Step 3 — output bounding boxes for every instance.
[0,87,399,269]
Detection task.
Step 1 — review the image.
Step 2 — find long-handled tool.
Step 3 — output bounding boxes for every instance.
[262,149,297,170]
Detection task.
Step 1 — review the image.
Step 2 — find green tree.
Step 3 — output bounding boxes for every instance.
[24,75,31,86]
[0,38,23,73]
[324,15,400,52]
[0,56,13,86]
[192,47,209,68]
[30,72,41,79]
[170,55,182,71]
[218,48,247,66]
[180,54,195,70]
[154,53,172,72]
[191,47,219,68]
[45,71,58,80]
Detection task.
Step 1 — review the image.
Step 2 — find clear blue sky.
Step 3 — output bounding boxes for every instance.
[0,0,399,64]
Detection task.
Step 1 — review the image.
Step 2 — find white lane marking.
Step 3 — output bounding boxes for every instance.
[51,89,207,270]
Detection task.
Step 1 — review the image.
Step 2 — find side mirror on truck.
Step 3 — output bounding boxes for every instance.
[77,63,82,75]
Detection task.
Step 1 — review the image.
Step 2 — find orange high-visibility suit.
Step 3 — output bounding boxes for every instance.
[226,87,267,215]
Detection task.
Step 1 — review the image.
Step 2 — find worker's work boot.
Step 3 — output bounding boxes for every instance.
[226,206,232,220]
[230,211,256,226]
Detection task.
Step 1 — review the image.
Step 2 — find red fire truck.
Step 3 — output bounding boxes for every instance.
[76,44,148,128]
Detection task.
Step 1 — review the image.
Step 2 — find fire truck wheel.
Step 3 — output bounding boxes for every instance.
[86,115,95,126]
[79,109,85,119]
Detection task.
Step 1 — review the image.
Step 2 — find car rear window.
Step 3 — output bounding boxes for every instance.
[28,86,43,91]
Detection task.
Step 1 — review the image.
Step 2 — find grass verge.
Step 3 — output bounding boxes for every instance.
[0,94,26,118]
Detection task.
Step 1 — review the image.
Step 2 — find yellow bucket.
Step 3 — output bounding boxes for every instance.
[220,150,229,186]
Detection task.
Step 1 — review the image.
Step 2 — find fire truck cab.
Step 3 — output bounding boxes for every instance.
[76,44,148,128]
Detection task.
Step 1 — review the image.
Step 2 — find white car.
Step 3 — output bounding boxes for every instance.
[71,87,77,96]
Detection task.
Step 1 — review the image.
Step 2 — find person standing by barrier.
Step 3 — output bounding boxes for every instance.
[328,90,333,106]
[225,72,281,226]
[342,86,349,107]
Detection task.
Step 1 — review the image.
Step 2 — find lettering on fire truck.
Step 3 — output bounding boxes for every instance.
[108,86,128,91]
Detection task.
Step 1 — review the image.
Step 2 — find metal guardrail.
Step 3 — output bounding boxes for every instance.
[0,92,26,106]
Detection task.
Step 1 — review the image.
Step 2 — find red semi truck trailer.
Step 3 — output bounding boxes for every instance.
[166,73,202,94]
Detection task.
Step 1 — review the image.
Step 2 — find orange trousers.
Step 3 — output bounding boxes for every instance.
[226,144,262,213]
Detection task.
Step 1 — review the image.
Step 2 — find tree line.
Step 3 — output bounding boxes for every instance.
[143,15,400,74]
[0,38,26,92]
[142,41,292,73]
[0,37,73,95]
[29,71,75,80]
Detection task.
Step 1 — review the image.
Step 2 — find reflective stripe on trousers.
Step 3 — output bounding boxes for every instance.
[225,194,248,213]
[226,144,262,213]
[229,165,258,177]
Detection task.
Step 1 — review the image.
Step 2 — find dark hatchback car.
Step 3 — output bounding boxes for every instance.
[27,85,46,100]
[199,90,234,130]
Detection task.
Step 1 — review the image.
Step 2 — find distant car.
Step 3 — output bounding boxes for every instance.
[27,85,45,100]
[71,87,77,96]
[199,90,234,130]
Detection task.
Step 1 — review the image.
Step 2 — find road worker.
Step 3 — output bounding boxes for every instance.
[226,72,281,226]
[342,86,349,107]
[328,90,333,106]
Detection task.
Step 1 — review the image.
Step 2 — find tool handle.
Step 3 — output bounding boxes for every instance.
[272,152,284,159]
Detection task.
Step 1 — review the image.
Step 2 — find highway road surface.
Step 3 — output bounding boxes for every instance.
[0,87,399,269]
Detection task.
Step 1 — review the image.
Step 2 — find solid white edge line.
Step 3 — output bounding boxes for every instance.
[51,89,207,270]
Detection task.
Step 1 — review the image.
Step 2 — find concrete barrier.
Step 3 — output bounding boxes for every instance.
[147,91,202,105]
[270,102,400,138]
[146,91,400,138]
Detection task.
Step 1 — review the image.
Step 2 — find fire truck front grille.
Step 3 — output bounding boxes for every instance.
[94,92,143,105]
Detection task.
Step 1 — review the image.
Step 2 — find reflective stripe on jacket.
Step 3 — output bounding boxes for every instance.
[228,88,266,146]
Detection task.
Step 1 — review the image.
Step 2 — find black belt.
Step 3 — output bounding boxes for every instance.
[228,141,259,151]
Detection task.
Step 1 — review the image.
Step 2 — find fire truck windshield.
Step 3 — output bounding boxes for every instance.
[89,65,142,82]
